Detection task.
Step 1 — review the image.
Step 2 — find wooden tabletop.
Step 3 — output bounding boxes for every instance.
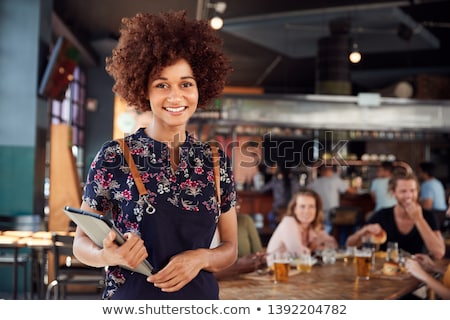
[219,257,422,300]
[0,230,73,248]
[0,235,26,247]
[1,230,34,238]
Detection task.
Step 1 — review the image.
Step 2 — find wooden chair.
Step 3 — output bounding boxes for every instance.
[46,233,105,299]
[330,207,362,247]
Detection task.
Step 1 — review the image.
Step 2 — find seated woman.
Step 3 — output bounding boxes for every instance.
[214,203,266,280]
[346,172,445,259]
[266,188,338,266]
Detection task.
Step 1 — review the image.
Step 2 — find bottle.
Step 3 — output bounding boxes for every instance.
[253,213,264,229]
[253,172,265,191]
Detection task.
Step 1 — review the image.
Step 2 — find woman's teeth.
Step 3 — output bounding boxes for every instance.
[165,106,185,112]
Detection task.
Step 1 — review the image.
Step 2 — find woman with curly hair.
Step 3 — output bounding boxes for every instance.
[73,11,237,300]
[266,189,338,266]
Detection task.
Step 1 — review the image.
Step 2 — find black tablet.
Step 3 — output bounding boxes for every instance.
[64,206,154,276]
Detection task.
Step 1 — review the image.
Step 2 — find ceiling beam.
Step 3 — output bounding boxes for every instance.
[51,12,98,67]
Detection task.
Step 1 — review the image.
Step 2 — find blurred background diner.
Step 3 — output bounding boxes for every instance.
[370,161,398,214]
[1,0,450,299]
[307,164,357,233]
[258,162,301,229]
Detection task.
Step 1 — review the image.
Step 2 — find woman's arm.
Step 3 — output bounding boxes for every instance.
[405,258,450,299]
[205,207,239,272]
[73,201,149,270]
[414,253,447,273]
[310,230,338,251]
[266,217,310,264]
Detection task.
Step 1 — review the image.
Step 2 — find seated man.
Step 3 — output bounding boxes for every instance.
[346,171,445,259]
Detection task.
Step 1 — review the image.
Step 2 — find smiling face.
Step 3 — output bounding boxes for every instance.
[147,58,198,135]
[393,178,419,208]
[294,194,317,226]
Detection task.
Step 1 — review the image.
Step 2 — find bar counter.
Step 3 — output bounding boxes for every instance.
[219,257,422,300]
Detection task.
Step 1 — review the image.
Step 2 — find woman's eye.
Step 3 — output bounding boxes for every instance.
[155,83,168,89]
[181,82,194,88]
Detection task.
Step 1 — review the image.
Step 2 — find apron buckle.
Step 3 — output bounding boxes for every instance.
[141,194,156,214]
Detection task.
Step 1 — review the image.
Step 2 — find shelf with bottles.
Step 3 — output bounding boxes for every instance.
[319,159,412,173]
[191,114,449,143]
[190,98,222,120]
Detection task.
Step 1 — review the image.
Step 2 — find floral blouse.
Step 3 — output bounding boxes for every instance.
[82,128,236,299]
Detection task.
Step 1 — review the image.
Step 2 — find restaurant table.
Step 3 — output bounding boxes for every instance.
[218,256,423,300]
[0,235,27,299]
[0,231,70,299]
[23,236,54,299]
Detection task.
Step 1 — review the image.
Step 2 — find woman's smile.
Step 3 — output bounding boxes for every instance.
[164,106,188,113]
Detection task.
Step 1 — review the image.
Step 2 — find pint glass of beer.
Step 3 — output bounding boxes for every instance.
[355,248,372,280]
[273,252,291,283]
[296,254,313,273]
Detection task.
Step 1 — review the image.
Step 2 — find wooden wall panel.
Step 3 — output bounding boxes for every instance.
[48,124,81,232]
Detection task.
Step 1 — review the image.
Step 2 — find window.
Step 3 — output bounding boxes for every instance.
[49,66,86,179]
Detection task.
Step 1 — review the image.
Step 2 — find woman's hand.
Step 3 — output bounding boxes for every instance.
[405,257,430,282]
[147,249,206,293]
[101,230,148,270]
[414,253,442,273]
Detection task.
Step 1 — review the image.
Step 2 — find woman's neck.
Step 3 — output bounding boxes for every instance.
[298,221,311,232]
[145,124,186,149]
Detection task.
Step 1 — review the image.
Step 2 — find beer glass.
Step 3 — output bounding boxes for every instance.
[355,248,372,280]
[296,254,313,273]
[273,252,291,283]
[386,242,399,263]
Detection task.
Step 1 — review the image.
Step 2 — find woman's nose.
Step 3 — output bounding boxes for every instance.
[167,88,182,102]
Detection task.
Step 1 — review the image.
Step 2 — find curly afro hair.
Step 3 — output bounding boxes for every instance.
[105,10,233,112]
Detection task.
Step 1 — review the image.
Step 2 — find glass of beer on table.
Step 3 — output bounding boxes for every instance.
[296,253,313,273]
[355,248,373,280]
[273,252,291,283]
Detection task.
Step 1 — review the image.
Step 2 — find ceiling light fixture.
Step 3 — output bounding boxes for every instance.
[207,1,227,30]
[349,42,362,64]
[209,16,224,30]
